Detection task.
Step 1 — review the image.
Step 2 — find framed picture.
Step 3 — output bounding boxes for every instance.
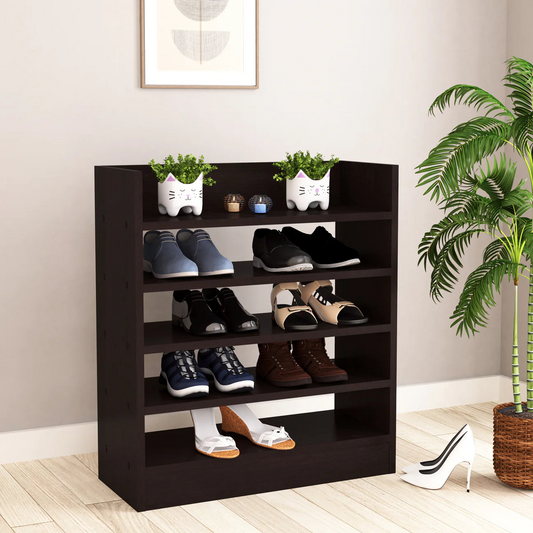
[141,0,258,89]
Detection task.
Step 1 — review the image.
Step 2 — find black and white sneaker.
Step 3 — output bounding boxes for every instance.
[252,229,313,272]
[202,288,259,333]
[159,351,209,398]
[281,226,360,269]
[172,290,227,335]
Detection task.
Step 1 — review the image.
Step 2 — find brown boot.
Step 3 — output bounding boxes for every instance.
[292,338,348,383]
[257,341,312,387]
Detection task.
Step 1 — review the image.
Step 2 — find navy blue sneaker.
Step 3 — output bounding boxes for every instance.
[159,351,209,398]
[198,347,254,393]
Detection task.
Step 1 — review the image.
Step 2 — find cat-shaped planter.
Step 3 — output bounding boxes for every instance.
[158,173,203,216]
[286,169,330,211]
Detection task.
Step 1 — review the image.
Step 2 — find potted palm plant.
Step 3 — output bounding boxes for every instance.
[417,57,533,489]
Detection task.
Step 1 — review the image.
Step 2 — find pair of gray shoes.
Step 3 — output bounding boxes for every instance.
[143,229,234,279]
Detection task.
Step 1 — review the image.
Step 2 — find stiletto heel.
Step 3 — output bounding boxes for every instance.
[466,461,473,492]
[401,425,476,490]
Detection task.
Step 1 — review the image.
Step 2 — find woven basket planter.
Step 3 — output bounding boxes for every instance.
[493,402,533,489]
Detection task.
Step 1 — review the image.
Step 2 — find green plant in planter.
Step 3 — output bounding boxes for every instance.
[273,151,339,181]
[149,154,217,186]
[417,57,533,413]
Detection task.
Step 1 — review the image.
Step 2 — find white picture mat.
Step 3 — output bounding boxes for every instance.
[143,0,257,87]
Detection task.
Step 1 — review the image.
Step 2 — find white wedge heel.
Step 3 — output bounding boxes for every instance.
[401,424,475,491]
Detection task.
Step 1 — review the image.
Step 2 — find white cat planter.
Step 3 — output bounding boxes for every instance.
[286,169,330,211]
[158,173,203,216]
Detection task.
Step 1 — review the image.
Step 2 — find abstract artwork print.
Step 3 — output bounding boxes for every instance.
[142,0,258,88]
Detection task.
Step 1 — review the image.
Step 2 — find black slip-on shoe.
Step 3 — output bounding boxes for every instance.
[202,288,259,333]
[281,226,360,269]
[252,229,313,272]
[172,290,227,336]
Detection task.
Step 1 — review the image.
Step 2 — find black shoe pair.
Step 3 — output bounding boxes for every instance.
[252,227,360,272]
[172,288,259,336]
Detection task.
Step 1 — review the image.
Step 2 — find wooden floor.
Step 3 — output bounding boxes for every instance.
[0,402,530,533]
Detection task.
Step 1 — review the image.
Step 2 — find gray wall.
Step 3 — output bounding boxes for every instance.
[0,0,508,432]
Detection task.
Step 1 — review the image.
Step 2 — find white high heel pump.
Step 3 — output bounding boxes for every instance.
[402,424,468,473]
[401,425,475,491]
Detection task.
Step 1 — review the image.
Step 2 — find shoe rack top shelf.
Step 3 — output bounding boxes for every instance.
[143,261,392,292]
[98,161,395,231]
[144,314,391,353]
[143,207,392,230]
[145,367,390,415]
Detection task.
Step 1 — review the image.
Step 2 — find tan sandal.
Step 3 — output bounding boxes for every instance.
[220,405,295,450]
[271,282,318,331]
[299,280,368,325]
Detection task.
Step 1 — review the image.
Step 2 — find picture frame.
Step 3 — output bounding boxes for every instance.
[141,0,258,89]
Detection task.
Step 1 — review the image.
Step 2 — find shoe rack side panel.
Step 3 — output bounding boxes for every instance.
[95,166,145,510]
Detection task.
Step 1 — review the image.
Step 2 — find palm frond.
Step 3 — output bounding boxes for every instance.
[416,117,510,201]
[451,259,513,337]
[428,229,485,301]
[475,154,516,200]
[428,84,513,119]
[482,240,509,263]
[504,57,533,117]
[510,113,533,156]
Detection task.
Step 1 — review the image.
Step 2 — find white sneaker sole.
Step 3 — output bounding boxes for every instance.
[198,269,234,276]
[252,256,313,272]
[312,258,361,269]
[200,367,255,392]
[160,372,209,398]
[143,260,198,279]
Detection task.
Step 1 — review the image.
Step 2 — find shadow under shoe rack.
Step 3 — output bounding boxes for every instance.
[95,161,398,511]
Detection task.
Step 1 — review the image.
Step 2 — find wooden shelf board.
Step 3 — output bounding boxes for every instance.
[143,262,392,292]
[143,315,391,353]
[143,206,392,230]
[145,410,390,468]
[144,367,390,415]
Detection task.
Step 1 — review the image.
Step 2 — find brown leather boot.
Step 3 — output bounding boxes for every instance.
[292,338,348,383]
[256,341,312,387]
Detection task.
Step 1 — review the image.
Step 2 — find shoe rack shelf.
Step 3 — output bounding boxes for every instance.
[95,161,398,511]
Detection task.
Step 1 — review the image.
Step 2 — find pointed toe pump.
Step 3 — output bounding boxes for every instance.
[402,424,469,474]
[401,424,475,491]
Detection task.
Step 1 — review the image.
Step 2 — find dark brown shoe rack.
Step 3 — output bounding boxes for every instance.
[95,161,398,511]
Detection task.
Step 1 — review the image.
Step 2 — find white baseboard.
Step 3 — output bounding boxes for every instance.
[0,375,525,465]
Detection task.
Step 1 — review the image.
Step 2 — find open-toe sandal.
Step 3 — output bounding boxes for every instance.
[299,280,368,325]
[220,405,295,450]
[191,408,240,459]
[271,282,318,331]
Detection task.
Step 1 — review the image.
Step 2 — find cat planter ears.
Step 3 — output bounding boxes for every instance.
[286,169,330,211]
[158,173,203,216]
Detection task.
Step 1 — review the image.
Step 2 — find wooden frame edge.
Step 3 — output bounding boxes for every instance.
[140,0,258,89]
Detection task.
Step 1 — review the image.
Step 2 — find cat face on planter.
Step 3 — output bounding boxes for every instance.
[286,169,330,211]
[158,173,203,216]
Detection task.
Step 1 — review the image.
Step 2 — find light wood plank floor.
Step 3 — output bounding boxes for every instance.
[1,403,531,533]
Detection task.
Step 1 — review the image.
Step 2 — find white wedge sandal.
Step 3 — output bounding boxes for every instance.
[220,404,295,450]
[191,408,240,459]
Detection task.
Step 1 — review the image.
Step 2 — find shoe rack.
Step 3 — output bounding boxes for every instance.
[94,161,398,511]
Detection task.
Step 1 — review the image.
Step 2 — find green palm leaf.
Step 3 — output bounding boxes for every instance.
[451,260,513,337]
[416,117,510,201]
[428,84,513,118]
[505,57,533,117]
